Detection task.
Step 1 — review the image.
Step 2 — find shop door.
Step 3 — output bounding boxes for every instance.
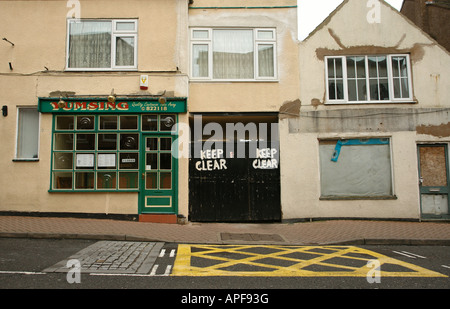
[140,135,177,214]
[418,144,450,219]
[189,141,281,222]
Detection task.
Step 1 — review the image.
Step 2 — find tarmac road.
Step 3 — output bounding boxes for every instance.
[0,238,449,293]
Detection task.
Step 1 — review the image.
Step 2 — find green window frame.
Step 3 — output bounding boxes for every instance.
[50,114,177,192]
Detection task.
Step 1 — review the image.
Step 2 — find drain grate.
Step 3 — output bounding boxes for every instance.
[220,233,284,242]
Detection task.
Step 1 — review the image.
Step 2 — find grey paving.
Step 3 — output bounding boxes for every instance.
[43,241,163,274]
[0,215,450,246]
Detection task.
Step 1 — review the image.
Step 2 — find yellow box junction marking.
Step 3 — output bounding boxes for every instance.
[172,245,447,277]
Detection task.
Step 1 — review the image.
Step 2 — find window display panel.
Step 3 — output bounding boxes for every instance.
[54,134,74,151]
[119,172,139,189]
[56,116,74,130]
[75,172,95,189]
[142,115,158,131]
[120,133,139,150]
[99,115,118,130]
[120,115,138,130]
[53,172,73,190]
[119,152,139,169]
[76,134,96,150]
[97,172,117,189]
[54,153,73,170]
[98,134,117,150]
[77,116,95,130]
[51,114,141,191]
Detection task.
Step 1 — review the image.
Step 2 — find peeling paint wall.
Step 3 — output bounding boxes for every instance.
[280,0,450,221]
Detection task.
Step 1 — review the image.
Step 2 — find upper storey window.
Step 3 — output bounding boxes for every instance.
[66,19,138,71]
[191,28,277,81]
[325,55,413,104]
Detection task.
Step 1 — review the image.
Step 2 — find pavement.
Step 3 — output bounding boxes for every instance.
[0,215,450,246]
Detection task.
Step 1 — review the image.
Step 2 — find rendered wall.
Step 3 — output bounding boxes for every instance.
[280,0,450,220]
[0,0,189,216]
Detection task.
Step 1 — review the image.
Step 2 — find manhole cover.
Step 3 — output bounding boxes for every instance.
[220,233,284,242]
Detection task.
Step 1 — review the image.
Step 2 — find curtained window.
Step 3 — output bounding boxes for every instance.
[16,107,40,160]
[191,28,277,80]
[67,19,137,70]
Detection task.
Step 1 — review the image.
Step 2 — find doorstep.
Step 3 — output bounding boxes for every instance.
[139,214,178,224]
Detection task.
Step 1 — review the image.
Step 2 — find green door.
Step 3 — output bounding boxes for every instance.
[140,134,177,214]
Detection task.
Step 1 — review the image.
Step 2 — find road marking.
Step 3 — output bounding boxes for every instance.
[159,249,166,258]
[442,265,450,270]
[170,249,176,258]
[90,264,173,277]
[150,264,159,276]
[401,251,427,259]
[164,265,172,276]
[172,245,447,278]
[393,251,417,258]
[0,270,46,275]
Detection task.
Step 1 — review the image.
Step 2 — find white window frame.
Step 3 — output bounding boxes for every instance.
[325,54,413,104]
[66,19,138,71]
[190,28,278,81]
[15,106,41,161]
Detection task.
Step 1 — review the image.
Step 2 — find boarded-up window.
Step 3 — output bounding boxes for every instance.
[319,139,393,198]
[419,146,448,187]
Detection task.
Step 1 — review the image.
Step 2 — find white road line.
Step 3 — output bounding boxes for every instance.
[159,249,166,258]
[150,264,159,275]
[401,251,426,259]
[90,264,173,277]
[170,249,176,258]
[0,270,46,275]
[164,265,172,276]
[393,251,416,258]
[442,265,450,270]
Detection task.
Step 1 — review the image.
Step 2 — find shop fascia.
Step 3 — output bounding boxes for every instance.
[38,97,187,114]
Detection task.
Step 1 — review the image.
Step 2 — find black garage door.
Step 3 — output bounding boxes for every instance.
[189,115,281,223]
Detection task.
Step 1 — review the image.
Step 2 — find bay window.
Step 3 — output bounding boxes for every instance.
[325,55,413,103]
[191,28,277,80]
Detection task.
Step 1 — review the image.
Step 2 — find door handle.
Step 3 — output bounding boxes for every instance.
[142,173,145,180]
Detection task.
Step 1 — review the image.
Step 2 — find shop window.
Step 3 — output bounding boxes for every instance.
[50,114,176,191]
[15,107,40,160]
[325,55,413,103]
[191,28,277,80]
[319,139,394,199]
[66,19,138,71]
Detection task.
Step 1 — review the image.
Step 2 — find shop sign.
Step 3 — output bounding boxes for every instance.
[38,98,187,114]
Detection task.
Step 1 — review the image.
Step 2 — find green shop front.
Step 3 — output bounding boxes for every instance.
[38,97,187,223]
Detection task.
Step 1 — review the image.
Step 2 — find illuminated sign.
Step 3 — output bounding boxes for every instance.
[38,98,187,114]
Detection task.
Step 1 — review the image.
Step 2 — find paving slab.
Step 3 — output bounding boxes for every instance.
[43,241,164,274]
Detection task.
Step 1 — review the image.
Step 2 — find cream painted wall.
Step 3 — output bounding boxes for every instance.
[188,4,299,112]
[0,0,189,215]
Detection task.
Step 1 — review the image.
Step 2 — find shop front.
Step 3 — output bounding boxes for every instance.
[38,97,187,222]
